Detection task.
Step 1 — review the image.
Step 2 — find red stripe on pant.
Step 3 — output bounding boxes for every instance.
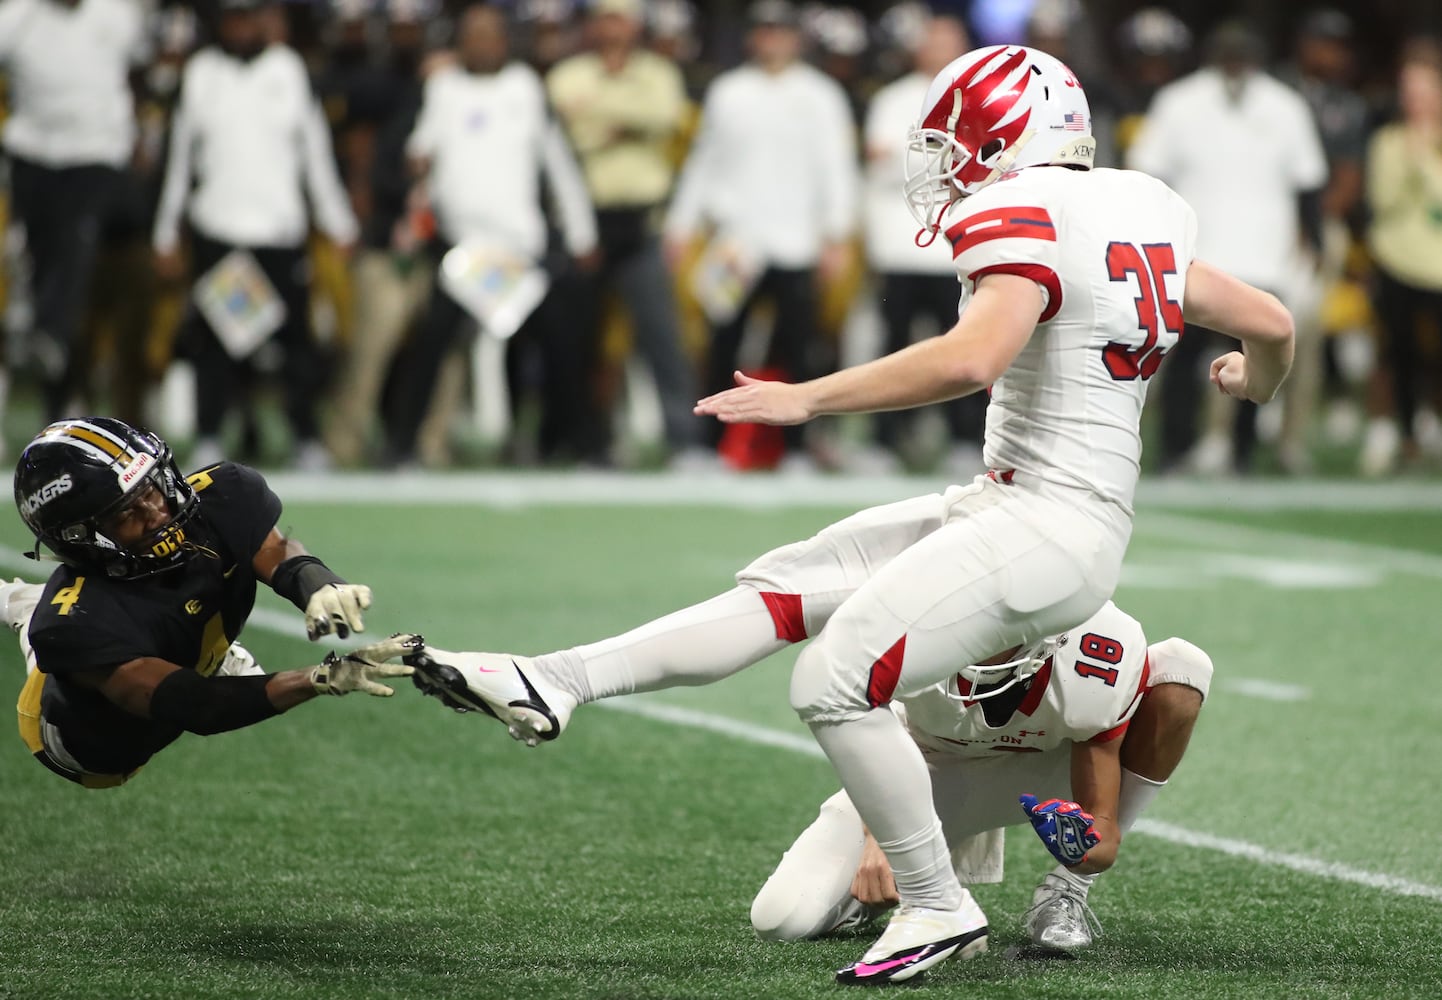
[866,635,908,708]
[759,591,807,642]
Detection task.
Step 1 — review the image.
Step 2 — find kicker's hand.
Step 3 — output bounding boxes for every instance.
[1209,351,1250,400]
[304,583,372,640]
[308,634,421,697]
[694,371,814,426]
[1020,794,1101,868]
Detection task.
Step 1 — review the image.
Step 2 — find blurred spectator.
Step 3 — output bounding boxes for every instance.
[858,13,984,475]
[1113,6,1193,159]
[804,5,871,120]
[131,7,200,407]
[516,0,578,75]
[648,0,705,96]
[385,2,598,467]
[1129,20,1326,475]
[548,0,705,467]
[1279,8,1370,473]
[152,0,358,470]
[0,0,149,421]
[1362,40,1442,475]
[1024,0,1122,166]
[664,0,858,469]
[316,0,387,225]
[327,0,447,466]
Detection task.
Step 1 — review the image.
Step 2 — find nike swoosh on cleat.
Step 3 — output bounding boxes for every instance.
[836,927,987,984]
[510,660,561,740]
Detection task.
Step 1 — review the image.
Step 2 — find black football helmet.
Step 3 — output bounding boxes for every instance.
[14,418,201,580]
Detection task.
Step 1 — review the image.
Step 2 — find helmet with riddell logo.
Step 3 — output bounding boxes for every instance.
[904,44,1095,233]
[14,418,201,580]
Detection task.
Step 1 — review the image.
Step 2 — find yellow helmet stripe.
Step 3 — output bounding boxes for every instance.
[59,425,133,463]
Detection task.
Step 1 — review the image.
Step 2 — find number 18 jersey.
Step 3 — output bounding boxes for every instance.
[897,601,1150,758]
[942,166,1198,514]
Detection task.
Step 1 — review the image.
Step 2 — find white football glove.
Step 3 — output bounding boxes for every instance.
[304,583,372,640]
[307,633,421,697]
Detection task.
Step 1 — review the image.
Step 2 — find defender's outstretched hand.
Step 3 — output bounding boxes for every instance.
[1020,794,1101,868]
[305,583,372,640]
[308,633,421,697]
[694,371,814,426]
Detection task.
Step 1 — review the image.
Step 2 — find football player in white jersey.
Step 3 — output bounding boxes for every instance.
[748,601,1213,961]
[408,44,1292,984]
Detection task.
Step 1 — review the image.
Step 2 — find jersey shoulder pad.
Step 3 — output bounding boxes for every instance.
[942,176,1063,320]
[187,462,283,562]
[1055,603,1150,742]
[27,573,148,675]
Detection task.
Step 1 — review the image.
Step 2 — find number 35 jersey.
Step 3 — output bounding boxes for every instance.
[897,601,1150,758]
[942,167,1198,515]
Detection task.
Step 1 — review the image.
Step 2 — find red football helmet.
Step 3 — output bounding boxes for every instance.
[904,45,1095,233]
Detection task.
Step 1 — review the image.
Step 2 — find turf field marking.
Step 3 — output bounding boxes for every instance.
[600,698,1442,904]
[603,699,824,757]
[1136,512,1442,582]
[1132,820,1442,902]
[256,470,1442,512]
[1222,678,1310,702]
[2,545,1434,902]
[1121,554,1383,590]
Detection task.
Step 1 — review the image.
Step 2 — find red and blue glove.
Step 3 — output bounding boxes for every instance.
[1019,794,1101,867]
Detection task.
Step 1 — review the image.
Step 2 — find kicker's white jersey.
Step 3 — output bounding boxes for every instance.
[897,601,1149,758]
[942,167,1198,514]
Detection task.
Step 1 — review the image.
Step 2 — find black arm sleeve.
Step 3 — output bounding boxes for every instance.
[148,670,281,736]
[270,555,346,611]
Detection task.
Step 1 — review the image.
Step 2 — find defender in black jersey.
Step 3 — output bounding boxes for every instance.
[8,417,414,787]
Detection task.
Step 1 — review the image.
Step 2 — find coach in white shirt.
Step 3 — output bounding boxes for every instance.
[862,14,984,473]
[152,0,358,470]
[664,0,858,456]
[383,3,598,466]
[1128,20,1326,474]
[0,0,148,418]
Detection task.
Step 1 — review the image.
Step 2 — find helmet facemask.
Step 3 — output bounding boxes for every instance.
[903,123,1034,234]
[950,637,1060,723]
[76,456,201,579]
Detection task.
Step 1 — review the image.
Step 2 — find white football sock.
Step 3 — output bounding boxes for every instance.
[1117,766,1166,832]
[810,709,963,911]
[1049,767,1167,891]
[534,586,789,703]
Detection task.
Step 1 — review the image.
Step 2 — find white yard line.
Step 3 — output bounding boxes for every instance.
[604,698,1442,903]
[1222,679,1311,702]
[5,521,1439,904]
[251,470,1442,512]
[1135,512,1442,582]
[1131,820,1442,902]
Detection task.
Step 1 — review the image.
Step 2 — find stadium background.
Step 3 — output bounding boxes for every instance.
[3,0,1442,996]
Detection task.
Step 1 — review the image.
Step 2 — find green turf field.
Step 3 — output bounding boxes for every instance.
[2,475,1440,999]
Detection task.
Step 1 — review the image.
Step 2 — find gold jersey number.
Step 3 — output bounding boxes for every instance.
[50,577,85,616]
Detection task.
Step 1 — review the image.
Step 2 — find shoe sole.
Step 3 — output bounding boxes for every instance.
[836,928,987,985]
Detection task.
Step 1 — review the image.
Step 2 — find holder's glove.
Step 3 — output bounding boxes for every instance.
[308,634,421,697]
[1020,794,1101,867]
[304,583,372,640]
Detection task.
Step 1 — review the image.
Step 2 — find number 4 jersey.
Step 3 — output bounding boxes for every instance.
[943,166,1198,515]
[897,600,1150,757]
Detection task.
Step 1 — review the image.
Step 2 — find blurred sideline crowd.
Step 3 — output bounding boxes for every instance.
[2,0,1442,477]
